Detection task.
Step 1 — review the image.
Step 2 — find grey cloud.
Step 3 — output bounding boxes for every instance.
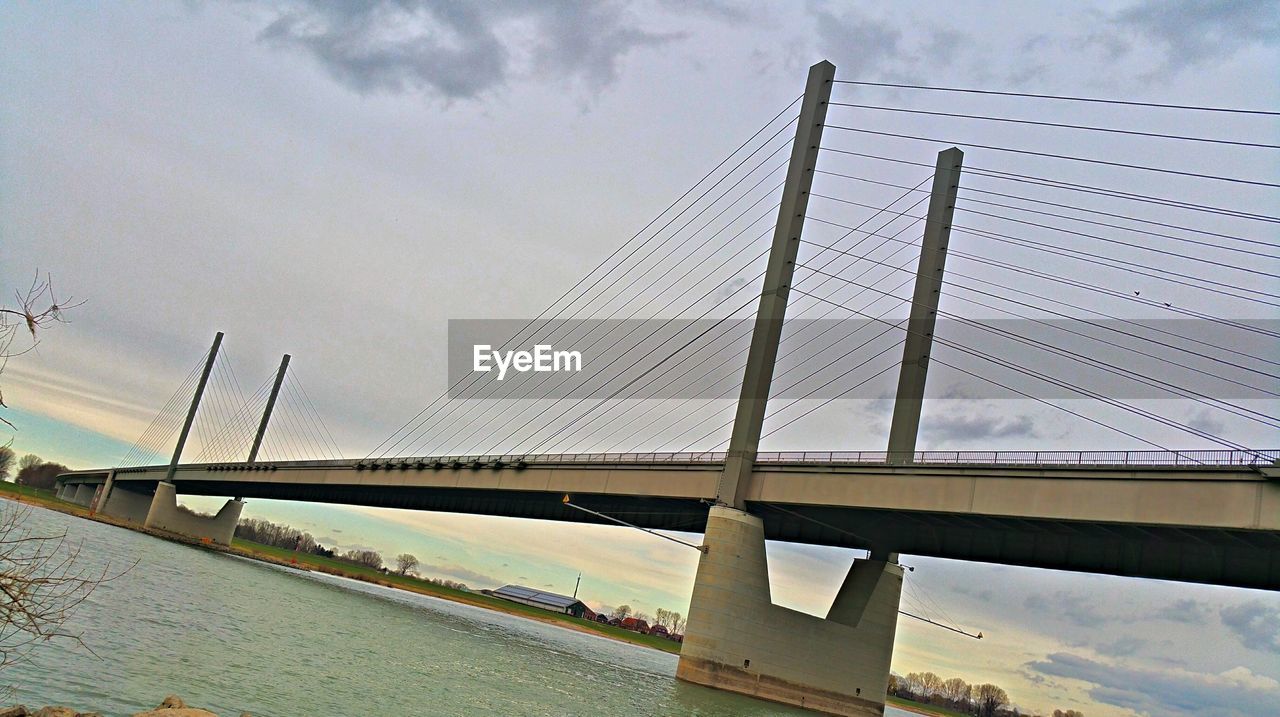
[1024,591,1112,628]
[714,275,749,301]
[330,541,380,554]
[254,0,680,99]
[1005,62,1050,88]
[1027,652,1280,717]
[1220,600,1280,654]
[953,584,994,602]
[1075,28,1133,63]
[418,562,502,587]
[922,412,1038,444]
[1185,408,1226,436]
[922,29,964,65]
[1115,0,1280,76]
[810,6,904,79]
[1157,598,1211,624]
[1095,636,1145,657]
[655,0,750,23]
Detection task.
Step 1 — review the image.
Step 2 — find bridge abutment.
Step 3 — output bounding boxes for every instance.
[143,481,243,545]
[677,505,902,716]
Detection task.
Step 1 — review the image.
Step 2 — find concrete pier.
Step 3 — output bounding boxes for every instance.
[90,471,115,512]
[71,483,97,507]
[143,481,243,545]
[101,484,155,524]
[678,506,903,716]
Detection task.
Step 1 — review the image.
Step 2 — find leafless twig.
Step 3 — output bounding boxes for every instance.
[0,503,133,671]
[0,271,84,430]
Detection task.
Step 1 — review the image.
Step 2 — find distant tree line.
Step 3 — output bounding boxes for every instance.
[235,518,447,582]
[1,449,70,491]
[423,577,469,591]
[890,671,1082,717]
[235,517,328,555]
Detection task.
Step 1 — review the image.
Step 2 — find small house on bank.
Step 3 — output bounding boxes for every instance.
[484,584,589,618]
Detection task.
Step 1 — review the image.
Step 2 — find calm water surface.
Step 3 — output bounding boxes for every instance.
[8,506,912,717]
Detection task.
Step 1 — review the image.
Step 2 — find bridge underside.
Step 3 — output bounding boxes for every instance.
[82,470,1280,591]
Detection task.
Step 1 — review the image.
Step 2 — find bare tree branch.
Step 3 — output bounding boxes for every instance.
[0,504,134,672]
[0,270,84,431]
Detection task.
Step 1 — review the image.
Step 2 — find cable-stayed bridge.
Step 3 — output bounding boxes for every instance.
[58,61,1278,716]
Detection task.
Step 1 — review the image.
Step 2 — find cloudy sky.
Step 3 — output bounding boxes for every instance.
[3,2,1279,715]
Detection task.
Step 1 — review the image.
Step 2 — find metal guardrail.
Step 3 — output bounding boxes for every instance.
[100,449,1277,476]
[363,448,1278,468]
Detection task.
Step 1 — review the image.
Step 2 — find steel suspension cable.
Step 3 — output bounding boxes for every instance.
[815,168,1280,255]
[364,98,803,461]
[444,215,781,457]
[813,192,1280,280]
[798,263,1279,428]
[823,124,1280,189]
[530,175,935,454]
[828,102,1280,149]
[806,214,1280,340]
[820,146,1280,224]
[801,236,1280,386]
[586,185,931,453]
[831,79,1280,116]
[952,224,1280,306]
[117,355,207,467]
[790,284,1256,452]
[384,145,794,458]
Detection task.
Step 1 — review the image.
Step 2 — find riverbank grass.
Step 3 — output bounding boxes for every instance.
[0,481,89,515]
[887,695,973,717]
[230,538,682,654]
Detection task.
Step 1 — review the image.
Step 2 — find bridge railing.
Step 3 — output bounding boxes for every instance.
[378,448,1277,468]
[129,448,1276,475]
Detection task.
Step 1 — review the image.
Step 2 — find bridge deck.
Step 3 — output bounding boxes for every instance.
[61,450,1280,590]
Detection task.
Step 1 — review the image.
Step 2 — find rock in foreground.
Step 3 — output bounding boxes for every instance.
[1,695,250,717]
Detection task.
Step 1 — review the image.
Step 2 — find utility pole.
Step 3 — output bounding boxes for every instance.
[573,573,581,600]
[165,331,223,483]
[886,147,964,462]
[717,60,835,507]
[248,354,291,463]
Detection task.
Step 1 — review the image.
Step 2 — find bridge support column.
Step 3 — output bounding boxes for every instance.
[678,506,903,716]
[71,483,96,507]
[90,472,115,513]
[100,484,155,524]
[143,481,243,545]
[56,483,73,501]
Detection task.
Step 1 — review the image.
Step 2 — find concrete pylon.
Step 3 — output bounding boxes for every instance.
[143,481,244,545]
[678,506,903,716]
[717,59,835,507]
[886,148,964,462]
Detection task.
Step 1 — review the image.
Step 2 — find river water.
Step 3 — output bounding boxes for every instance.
[7,505,913,717]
